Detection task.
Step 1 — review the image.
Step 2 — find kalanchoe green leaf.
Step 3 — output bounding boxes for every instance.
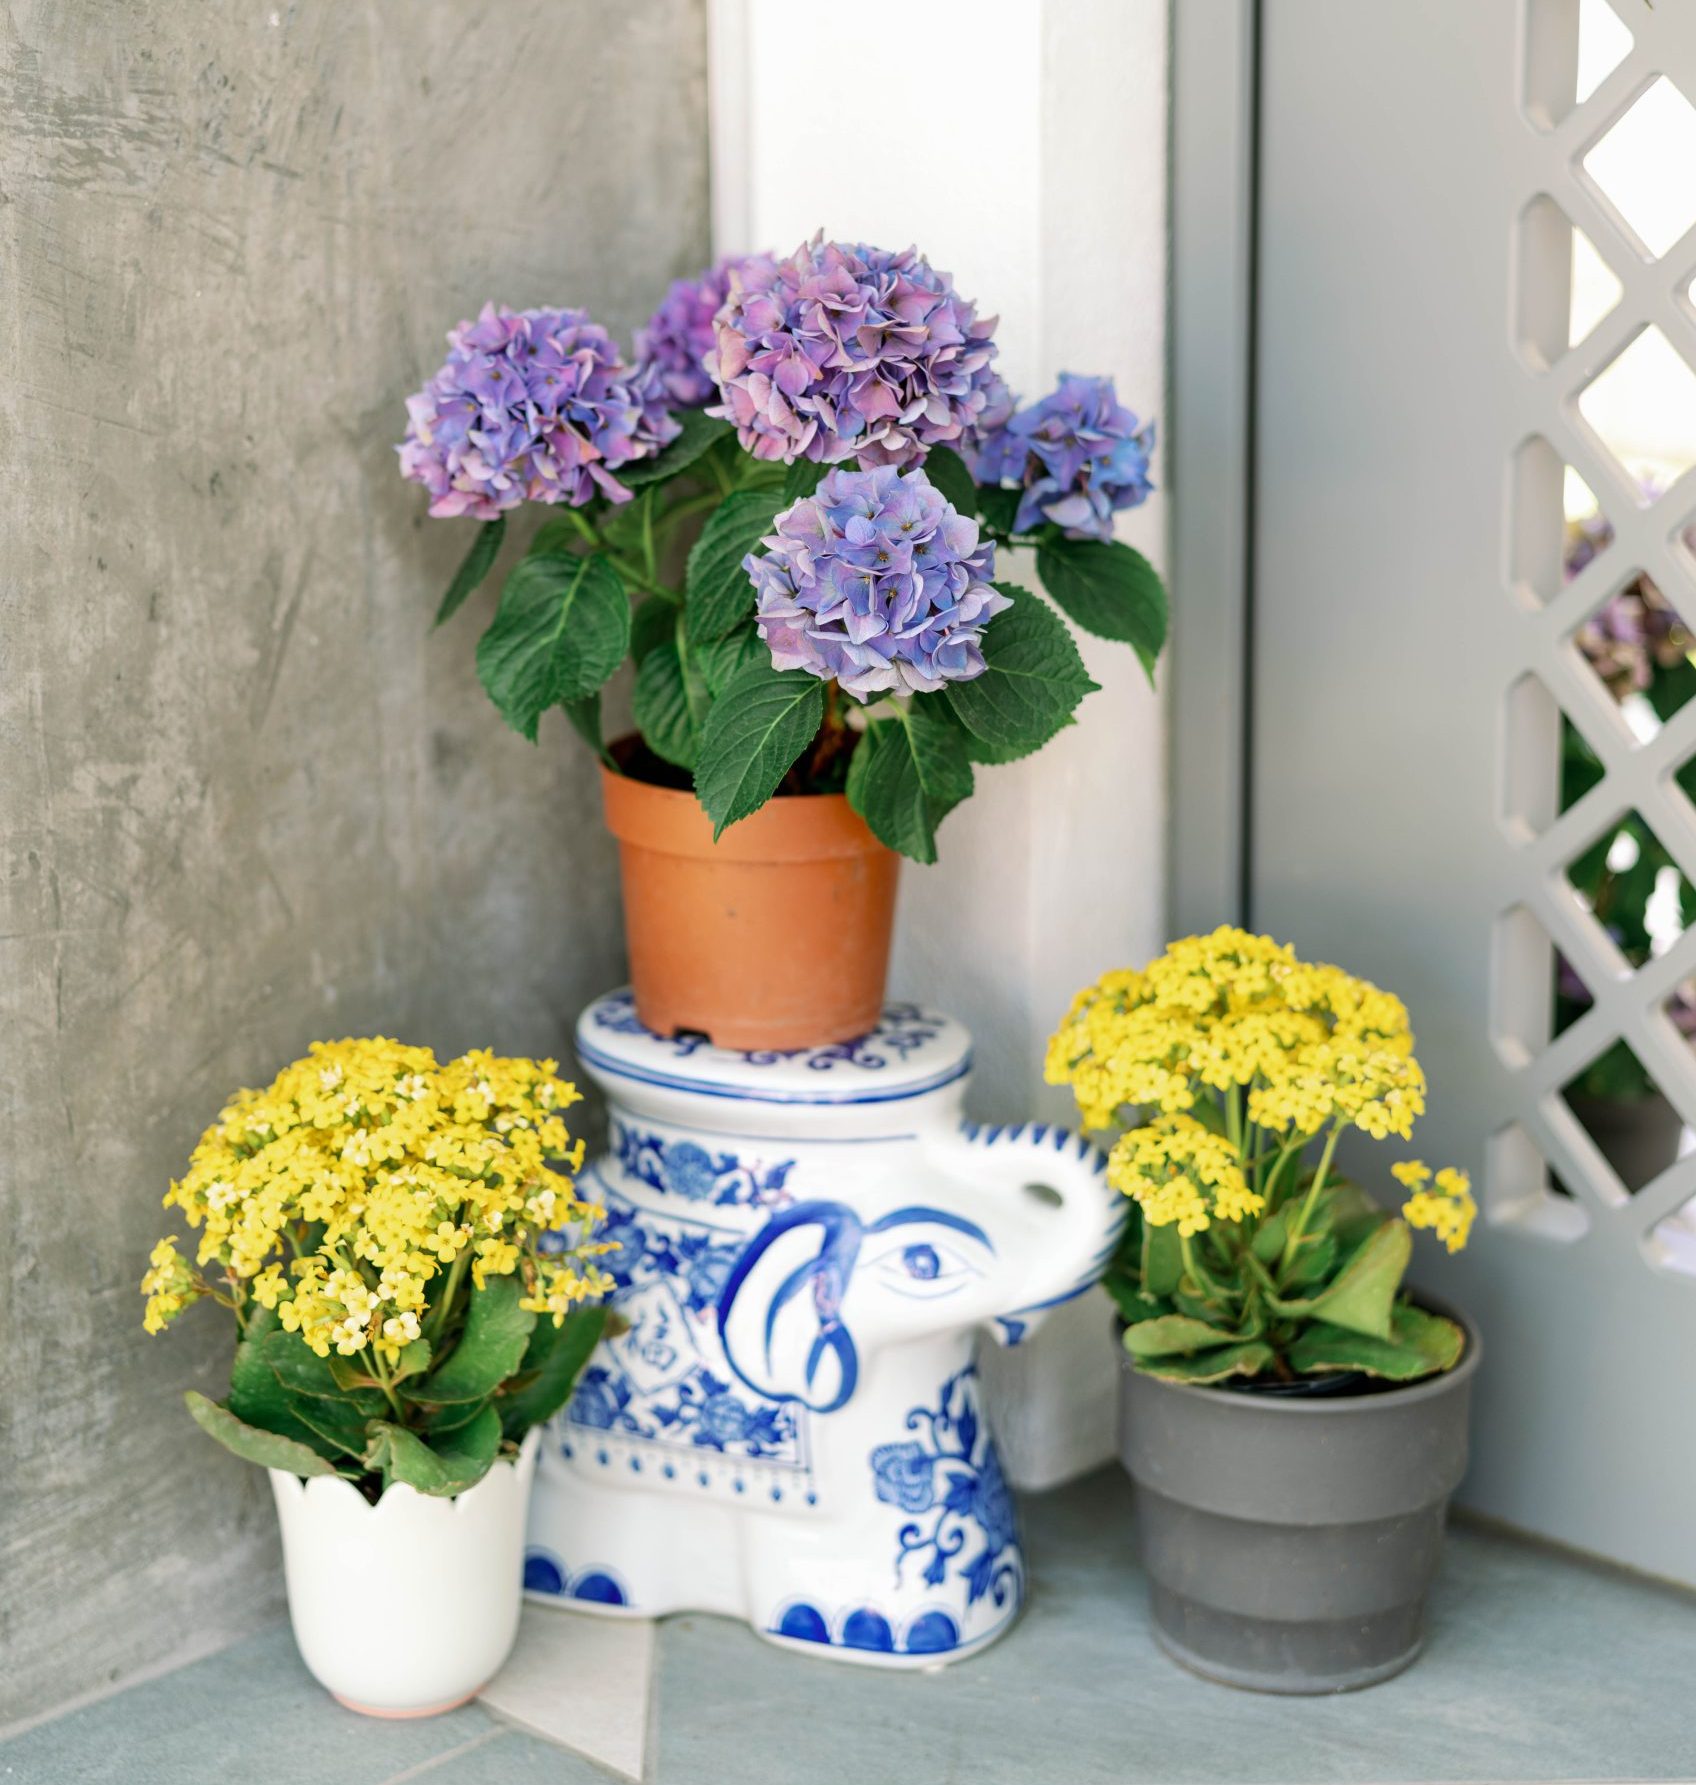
[476,553,630,741]
[1122,1313,1244,1360]
[686,491,789,642]
[1143,1222,1183,1300]
[285,1393,370,1459]
[227,1314,338,1459]
[693,660,824,837]
[1286,1304,1465,1382]
[1035,536,1168,681]
[416,1277,536,1405]
[365,1406,504,1497]
[1268,1220,1411,1338]
[258,1329,387,1418]
[434,516,506,627]
[844,701,974,865]
[498,1305,609,1441]
[184,1391,340,1478]
[1132,1341,1278,1385]
[942,585,1097,754]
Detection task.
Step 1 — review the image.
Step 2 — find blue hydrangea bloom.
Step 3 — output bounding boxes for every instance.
[708,234,1012,468]
[745,465,1008,700]
[634,253,778,407]
[970,372,1155,541]
[399,303,679,518]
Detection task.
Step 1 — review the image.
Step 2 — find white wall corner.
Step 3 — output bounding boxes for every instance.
[706,0,1170,1491]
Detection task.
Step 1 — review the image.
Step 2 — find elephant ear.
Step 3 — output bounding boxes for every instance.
[717,1202,864,1413]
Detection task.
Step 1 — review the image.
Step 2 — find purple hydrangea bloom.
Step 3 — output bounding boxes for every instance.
[634,253,779,406]
[399,303,679,519]
[745,465,1009,700]
[708,235,1012,468]
[970,373,1155,541]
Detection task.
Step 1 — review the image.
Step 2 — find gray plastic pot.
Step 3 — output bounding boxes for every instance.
[1119,1304,1481,1695]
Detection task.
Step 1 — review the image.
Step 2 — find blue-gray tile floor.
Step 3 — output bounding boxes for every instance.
[5,1466,1695,1785]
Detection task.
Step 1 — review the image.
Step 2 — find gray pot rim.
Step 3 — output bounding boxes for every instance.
[1119,1292,1482,1416]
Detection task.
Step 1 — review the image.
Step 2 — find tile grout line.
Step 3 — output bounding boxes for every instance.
[479,1699,642,1784]
[374,1726,506,1784]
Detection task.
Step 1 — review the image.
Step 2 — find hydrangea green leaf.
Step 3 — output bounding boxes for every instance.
[434,515,506,628]
[184,1390,340,1477]
[976,485,1020,536]
[942,584,1097,754]
[416,1277,536,1405]
[695,627,762,698]
[844,702,973,865]
[631,595,678,664]
[694,660,824,837]
[561,692,613,767]
[476,552,630,741]
[685,492,788,642]
[498,1305,609,1441]
[615,410,734,488]
[633,635,710,771]
[922,445,978,518]
[780,458,827,503]
[1035,537,1168,681]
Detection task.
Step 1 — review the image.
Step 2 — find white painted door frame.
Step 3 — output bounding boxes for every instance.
[706,0,1171,1489]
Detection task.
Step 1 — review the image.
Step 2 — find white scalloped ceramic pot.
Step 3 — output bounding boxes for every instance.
[268,1428,539,1717]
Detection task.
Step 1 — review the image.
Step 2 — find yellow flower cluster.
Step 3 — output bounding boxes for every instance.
[1045,927,1425,1143]
[1108,1114,1267,1235]
[143,1038,613,1358]
[1392,1160,1477,1253]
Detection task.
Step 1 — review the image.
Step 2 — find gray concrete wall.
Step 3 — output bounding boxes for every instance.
[0,0,707,1729]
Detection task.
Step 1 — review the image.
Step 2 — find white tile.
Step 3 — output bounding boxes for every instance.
[479,1604,654,1782]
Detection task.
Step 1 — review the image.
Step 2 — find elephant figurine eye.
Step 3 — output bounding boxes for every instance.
[865,1238,983,1300]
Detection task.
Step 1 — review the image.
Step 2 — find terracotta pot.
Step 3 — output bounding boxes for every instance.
[600,759,899,1050]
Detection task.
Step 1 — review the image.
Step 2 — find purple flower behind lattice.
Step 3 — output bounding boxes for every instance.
[399,303,679,518]
[744,465,1008,700]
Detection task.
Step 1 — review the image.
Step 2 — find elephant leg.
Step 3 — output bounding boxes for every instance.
[525,1449,747,1619]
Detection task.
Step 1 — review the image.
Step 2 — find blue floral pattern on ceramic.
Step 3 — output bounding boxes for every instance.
[871,1367,1021,1610]
[564,1180,809,1473]
[612,1118,797,1209]
[527,990,1122,1668]
[589,989,946,1072]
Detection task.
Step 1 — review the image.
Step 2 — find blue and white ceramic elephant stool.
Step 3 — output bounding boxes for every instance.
[524,991,1123,1668]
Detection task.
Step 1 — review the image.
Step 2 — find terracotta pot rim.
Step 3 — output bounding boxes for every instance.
[600,758,888,865]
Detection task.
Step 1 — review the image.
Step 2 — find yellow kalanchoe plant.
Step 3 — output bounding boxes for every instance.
[143,1038,613,1497]
[1048,929,1476,1385]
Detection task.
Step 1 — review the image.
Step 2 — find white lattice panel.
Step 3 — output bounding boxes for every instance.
[1496,0,1696,1259]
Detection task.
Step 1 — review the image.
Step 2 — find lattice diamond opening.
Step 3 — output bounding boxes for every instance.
[1580,76,1696,257]
[1485,1120,1590,1241]
[1576,328,1696,492]
[1515,195,1624,368]
[1522,0,1637,130]
[1508,435,1615,608]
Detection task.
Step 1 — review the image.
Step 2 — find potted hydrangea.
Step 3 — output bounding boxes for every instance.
[400,235,1167,1049]
[141,1040,610,1717]
[1047,929,1481,1694]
